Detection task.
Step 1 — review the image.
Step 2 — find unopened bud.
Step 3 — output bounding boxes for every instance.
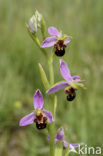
[29,15,37,33]
[28,11,42,34]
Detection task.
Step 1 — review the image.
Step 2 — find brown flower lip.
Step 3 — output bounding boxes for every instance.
[34,114,47,130]
[54,40,66,57]
[66,87,76,101]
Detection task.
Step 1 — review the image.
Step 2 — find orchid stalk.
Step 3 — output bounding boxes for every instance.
[27,12,56,156]
[19,10,85,156]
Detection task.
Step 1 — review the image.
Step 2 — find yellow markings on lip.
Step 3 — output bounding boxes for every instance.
[65,82,78,90]
[35,109,42,116]
[71,82,78,89]
[65,86,70,91]
[58,35,70,41]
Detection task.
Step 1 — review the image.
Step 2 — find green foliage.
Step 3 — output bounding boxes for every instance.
[0,0,103,155]
[55,143,63,156]
[38,63,50,90]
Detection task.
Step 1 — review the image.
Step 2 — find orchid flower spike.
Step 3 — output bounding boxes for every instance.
[48,128,83,149]
[29,11,42,34]
[41,26,71,57]
[19,89,53,130]
[47,59,84,101]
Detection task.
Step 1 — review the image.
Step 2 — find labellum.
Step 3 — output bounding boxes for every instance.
[65,88,76,101]
[34,114,47,130]
[54,40,66,57]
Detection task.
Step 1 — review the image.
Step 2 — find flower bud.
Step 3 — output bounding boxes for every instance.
[28,11,42,34]
[29,15,37,33]
[35,10,42,28]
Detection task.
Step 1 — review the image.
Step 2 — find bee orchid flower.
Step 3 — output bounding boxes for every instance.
[19,89,53,130]
[48,128,83,149]
[47,59,84,101]
[41,26,71,56]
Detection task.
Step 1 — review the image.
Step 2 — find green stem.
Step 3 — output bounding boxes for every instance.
[26,24,48,59]
[48,50,55,156]
[55,142,63,156]
[65,145,69,156]
[32,35,48,59]
[48,52,54,86]
[48,122,55,156]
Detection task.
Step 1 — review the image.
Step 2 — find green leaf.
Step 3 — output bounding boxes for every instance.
[38,63,50,90]
[55,143,63,156]
[54,95,57,119]
[65,145,69,156]
[40,16,46,40]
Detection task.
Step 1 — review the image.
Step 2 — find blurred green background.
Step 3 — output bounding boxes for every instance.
[0,0,103,156]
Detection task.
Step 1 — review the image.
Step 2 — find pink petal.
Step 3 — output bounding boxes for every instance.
[63,141,69,148]
[19,112,36,126]
[60,59,72,82]
[41,36,57,48]
[43,109,53,123]
[63,141,84,149]
[48,26,61,36]
[72,75,80,82]
[29,19,34,33]
[64,36,71,44]
[70,143,84,147]
[33,89,44,109]
[56,128,64,141]
[46,81,69,94]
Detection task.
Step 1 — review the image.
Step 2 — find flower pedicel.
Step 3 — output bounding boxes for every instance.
[19,89,53,130]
